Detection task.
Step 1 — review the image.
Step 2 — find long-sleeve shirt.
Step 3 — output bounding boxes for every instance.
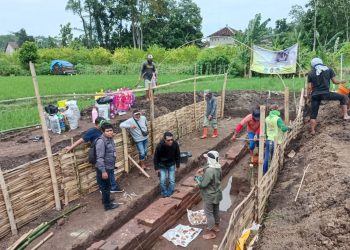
[153,140,180,170]
[198,166,222,204]
[235,114,260,135]
[120,116,148,142]
[206,96,217,118]
[95,135,116,172]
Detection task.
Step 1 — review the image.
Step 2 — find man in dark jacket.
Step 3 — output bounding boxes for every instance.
[154,132,180,197]
[95,123,119,211]
[139,54,156,100]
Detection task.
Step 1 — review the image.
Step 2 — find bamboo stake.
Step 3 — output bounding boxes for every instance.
[0,169,17,235]
[149,77,156,152]
[294,164,310,202]
[8,229,33,250]
[284,87,290,124]
[220,73,228,118]
[121,129,129,173]
[194,64,198,129]
[257,105,266,223]
[71,138,82,196]
[29,62,61,211]
[127,155,150,178]
[30,232,54,250]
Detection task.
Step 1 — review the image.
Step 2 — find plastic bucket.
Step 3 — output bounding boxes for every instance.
[57,100,67,109]
[337,85,350,95]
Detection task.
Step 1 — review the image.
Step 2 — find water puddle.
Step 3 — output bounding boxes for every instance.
[219,176,236,211]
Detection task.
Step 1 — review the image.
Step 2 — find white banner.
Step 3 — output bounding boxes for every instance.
[251,44,298,74]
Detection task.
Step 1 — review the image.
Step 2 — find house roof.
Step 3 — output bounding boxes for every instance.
[208,26,237,37]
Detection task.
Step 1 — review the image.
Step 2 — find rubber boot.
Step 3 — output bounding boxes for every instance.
[200,127,208,139]
[211,128,218,138]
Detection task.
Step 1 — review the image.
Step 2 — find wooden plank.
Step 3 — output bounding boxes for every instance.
[29,62,61,211]
[122,129,129,173]
[128,155,150,178]
[0,170,17,235]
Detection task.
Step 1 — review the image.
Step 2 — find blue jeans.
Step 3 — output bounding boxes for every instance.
[159,165,176,197]
[97,168,121,191]
[263,140,274,175]
[96,168,111,208]
[248,132,258,151]
[136,139,148,161]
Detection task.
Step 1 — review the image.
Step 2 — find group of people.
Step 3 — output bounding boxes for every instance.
[64,56,348,240]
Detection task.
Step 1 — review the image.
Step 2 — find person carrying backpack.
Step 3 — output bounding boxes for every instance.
[65,117,123,193]
[95,122,120,211]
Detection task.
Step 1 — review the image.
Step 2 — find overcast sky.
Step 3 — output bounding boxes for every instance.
[0,0,309,37]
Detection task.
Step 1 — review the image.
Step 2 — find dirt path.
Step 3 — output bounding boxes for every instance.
[151,154,251,250]
[257,102,350,250]
[2,119,240,250]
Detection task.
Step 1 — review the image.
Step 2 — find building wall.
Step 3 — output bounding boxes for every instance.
[209,36,234,48]
[5,45,16,54]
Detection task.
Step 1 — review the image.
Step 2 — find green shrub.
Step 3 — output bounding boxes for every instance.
[19,41,39,66]
[89,47,112,65]
[36,62,50,75]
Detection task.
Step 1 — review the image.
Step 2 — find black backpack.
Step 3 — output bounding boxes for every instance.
[88,137,103,164]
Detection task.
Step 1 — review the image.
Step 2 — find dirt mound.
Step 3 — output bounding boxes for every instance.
[257,102,350,250]
[0,91,295,170]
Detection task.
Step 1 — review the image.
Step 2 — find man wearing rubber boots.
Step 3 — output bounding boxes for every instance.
[200,91,218,139]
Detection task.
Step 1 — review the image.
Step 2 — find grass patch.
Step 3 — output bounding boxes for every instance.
[0,74,305,132]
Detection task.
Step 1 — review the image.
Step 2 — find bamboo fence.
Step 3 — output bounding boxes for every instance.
[218,88,306,250]
[0,97,221,239]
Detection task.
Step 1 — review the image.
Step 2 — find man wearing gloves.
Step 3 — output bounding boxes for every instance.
[154,132,181,197]
[194,150,222,240]
[95,123,119,211]
[200,91,218,139]
[263,104,290,174]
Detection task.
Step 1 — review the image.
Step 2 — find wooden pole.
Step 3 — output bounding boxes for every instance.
[294,164,310,202]
[257,105,266,223]
[220,73,228,118]
[149,78,156,152]
[0,169,17,235]
[284,87,290,125]
[258,105,266,182]
[30,232,54,250]
[340,53,343,80]
[122,128,129,173]
[194,64,198,129]
[304,76,308,98]
[29,62,61,211]
[71,138,81,194]
[128,155,150,178]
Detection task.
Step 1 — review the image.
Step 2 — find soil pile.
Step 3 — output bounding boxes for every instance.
[257,102,350,250]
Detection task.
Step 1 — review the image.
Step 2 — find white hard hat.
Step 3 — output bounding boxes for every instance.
[147,54,153,59]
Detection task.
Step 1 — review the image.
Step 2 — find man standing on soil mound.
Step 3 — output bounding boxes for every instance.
[200,91,218,139]
[120,110,150,171]
[65,117,123,193]
[308,57,350,135]
[232,108,260,162]
[154,132,180,197]
[194,150,222,240]
[140,54,157,100]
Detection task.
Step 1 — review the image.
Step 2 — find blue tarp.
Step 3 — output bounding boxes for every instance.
[50,60,74,71]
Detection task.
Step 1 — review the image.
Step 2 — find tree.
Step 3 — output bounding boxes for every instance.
[19,41,38,66]
[13,28,34,47]
[60,23,74,47]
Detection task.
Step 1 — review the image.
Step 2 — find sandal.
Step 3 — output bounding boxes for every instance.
[202,232,216,240]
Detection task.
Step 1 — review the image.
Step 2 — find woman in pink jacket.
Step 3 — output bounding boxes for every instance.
[231,109,260,161]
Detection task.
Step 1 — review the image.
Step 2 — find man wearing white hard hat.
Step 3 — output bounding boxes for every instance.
[194,150,222,240]
[307,57,350,135]
[140,54,157,100]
